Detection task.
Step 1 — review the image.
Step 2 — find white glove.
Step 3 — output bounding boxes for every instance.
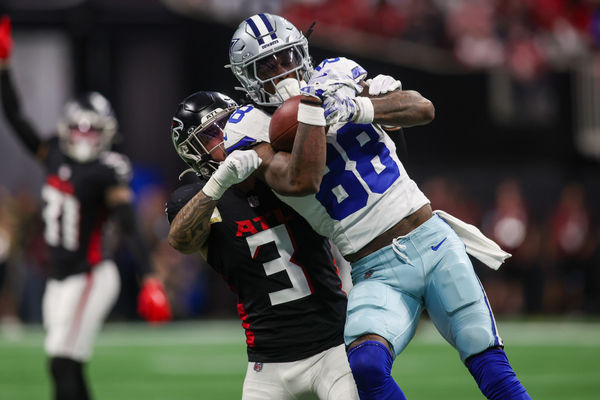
[202,149,262,200]
[366,74,401,96]
[322,93,359,125]
[323,93,374,126]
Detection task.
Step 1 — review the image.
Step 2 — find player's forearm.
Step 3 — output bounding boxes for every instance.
[286,121,326,194]
[258,102,327,196]
[371,90,435,128]
[111,202,153,278]
[168,191,216,254]
[262,123,326,196]
[0,66,43,156]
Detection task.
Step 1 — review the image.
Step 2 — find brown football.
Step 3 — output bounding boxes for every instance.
[269,95,302,152]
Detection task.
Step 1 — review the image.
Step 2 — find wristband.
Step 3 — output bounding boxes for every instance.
[201,176,226,200]
[297,102,326,126]
[353,96,374,124]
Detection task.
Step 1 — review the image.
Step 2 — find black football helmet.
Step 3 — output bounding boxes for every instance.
[171,91,237,179]
[57,91,118,162]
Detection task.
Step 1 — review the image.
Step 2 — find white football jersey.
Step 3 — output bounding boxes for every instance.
[223,58,430,256]
[276,122,429,255]
[224,104,271,152]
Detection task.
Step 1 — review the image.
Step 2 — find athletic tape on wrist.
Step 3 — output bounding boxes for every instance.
[297,102,326,126]
[201,176,226,200]
[353,96,374,124]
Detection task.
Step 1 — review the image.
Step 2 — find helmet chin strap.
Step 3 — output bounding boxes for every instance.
[178,168,196,181]
[269,78,306,104]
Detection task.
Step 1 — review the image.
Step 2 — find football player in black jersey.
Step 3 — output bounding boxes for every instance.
[166,91,359,399]
[0,16,171,400]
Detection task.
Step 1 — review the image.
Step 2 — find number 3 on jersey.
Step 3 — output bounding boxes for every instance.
[316,123,400,220]
[42,185,80,251]
[246,225,312,306]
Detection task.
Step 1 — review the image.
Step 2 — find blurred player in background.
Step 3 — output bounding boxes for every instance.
[0,15,171,400]
[166,91,358,400]
[222,13,531,400]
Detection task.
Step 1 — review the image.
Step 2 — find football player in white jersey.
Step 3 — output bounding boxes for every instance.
[221,13,531,400]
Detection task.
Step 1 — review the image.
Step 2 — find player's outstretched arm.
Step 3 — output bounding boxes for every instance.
[107,184,172,323]
[322,74,434,129]
[168,190,216,255]
[0,15,47,161]
[369,89,435,128]
[107,185,154,277]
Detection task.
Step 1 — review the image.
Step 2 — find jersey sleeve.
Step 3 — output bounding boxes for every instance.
[165,182,204,224]
[313,57,368,83]
[223,105,272,152]
[99,151,133,185]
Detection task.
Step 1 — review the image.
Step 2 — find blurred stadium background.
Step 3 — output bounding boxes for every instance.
[0,0,599,398]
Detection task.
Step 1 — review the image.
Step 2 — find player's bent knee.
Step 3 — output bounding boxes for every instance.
[347,341,407,400]
[348,342,388,386]
[456,325,497,362]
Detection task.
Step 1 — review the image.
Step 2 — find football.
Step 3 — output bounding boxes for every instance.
[269,95,302,152]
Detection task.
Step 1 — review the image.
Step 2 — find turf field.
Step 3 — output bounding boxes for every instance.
[1,319,598,399]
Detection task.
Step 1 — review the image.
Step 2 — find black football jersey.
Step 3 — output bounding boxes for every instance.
[166,178,347,362]
[41,139,132,279]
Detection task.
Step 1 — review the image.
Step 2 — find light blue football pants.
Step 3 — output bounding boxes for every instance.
[345,215,502,363]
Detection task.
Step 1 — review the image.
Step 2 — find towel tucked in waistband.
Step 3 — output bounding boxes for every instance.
[433,210,511,270]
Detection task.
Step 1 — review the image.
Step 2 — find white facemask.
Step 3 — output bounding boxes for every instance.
[67,138,98,162]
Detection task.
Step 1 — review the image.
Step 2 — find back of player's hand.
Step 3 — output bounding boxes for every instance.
[0,15,13,61]
[138,277,172,324]
[322,92,359,126]
[214,149,262,186]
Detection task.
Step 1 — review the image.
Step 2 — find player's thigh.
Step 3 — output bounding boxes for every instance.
[42,279,62,330]
[313,344,359,400]
[242,362,290,400]
[345,279,422,358]
[44,261,120,361]
[43,273,91,357]
[72,260,120,360]
[425,246,500,362]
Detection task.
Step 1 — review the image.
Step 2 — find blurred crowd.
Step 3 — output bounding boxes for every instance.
[282,0,600,137]
[422,176,599,316]
[283,0,600,73]
[0,175,598,331]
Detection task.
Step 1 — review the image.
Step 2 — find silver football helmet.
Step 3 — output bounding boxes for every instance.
[227,13,313,106]
[57,92,117,162]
